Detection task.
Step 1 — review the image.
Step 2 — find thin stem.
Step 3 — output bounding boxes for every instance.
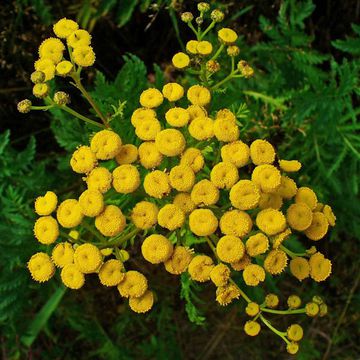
[199,20,215,40]
[259,314,290,344]
[229,278,252,303]
[231,56,235,73]
[30,105,54,111]
[61,105,105,128]
[260,307,306,315]
[211,70,238,91]
[210,44,225,61]
[188,22,199,39]
[280,245,308,259]
[82,222,106,243]
[205,236,217,254]
[99,228,140,249]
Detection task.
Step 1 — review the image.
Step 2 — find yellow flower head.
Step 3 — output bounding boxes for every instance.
[229,180,260,210]
[246,233,269,257]
[218,28,238,44]
[131,201,159,230]
[211,162,239,189]
[288,295,302,309]
[74,243,103,273]
[258,192,283,210]
[115,144,138,165]
[130,108,157,127]
[51,242,74,268]
[173,192,196,213]
[216,108,236,122]
[216,235,245,263]
[305,301,320,317]
[244,321,261,336]
[264,249,288,275]
[187,105,207,122]
[98,259,125,286]
[55,60,73,76]
[295,187,318,210]
[220,210,253,237]
[53,18,79,38]
[78,189,104,217]
[287,324,304,342]
[286,342,299,355]
[61,264,85,289]
[227,45,240,57]
[164,246,193,275]
[265,293,279,308]
[188,255,214,282]
[191,179,219,206]
[172,52,190,69]
[290,257,310,281]
[216,284,240,306]
[72,45,95,67]
[279,159,302,172]
[86,166,112,193]
[140,88,164,108]
[323,204,336,227]
[70,145,97,174]
[138,141,163,169]
[180,147,204,173]
[169,165,195,192]
[256,208,286,236]
[221,141,250,168]
[143,170,171,199]
[28,252,55,282]
[272,227,292,248]
[158,204,185,231]
[250,139,275,165]
[304,212,329,241]
[189,209,218,237]
[95,205,126,237]
[210,263,231,286]
[315,202,325,212]
[141,234,173,264]
[34,58,55,81]
[35,191,58,216]
[90,130,122,160]
[309,252,332,282]
[187,85,211,106]
[213,118,239,142]
[243,264,266,286]
[277,175,297,199]
[246,302,260,317]
[162,82,184,102]
[197,40,213,55]
[33,216,59,244]
[129,290,154,313]
[286,203,313,231]
[38,37,65,64]
[165,107,190,127]
[33,83,50,98]
[252,164,281,193]
[231,254,251,271]
[118,270,148,298]
[186,40,199,54]
[188,116,214,141]
[57,199,83,228]
[67,29,91,48]
[112,165,140,194]
[155,129,186,157]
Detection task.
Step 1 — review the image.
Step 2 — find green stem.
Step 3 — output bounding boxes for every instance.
[61,105,105,128]
[210,44,225,61]
[82,222,106,243]
[188,22,199,40]
[199,20,215,40]
[229,278,252,303]
[260,307,306,315]
[31,105,54,111]
[280,245,308,259]
[99,228,140,249]
[259,314,289,344]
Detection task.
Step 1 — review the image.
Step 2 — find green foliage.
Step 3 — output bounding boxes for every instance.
[332,23,360,56]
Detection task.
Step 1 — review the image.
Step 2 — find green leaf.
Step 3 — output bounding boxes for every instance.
[116,0,138,27]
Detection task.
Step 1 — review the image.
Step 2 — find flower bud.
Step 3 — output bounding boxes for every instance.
[196,16,204,26]
[287,295,301,309]
[211,9,224,22]
[181,12,194,23]
[238,60,254,78]
[30,71,45,84]
[17,99,32,113]
[305,302,320,317]
[312,295,323,305]
[54,91,70,106]
[265,293,279,308]
[198,3,210,12]
[286,342,299,355]
[206,60,220,73]
[119,249,130,262]
[319,303,328,317]
[33,83,49,99]
[227,45,240,57]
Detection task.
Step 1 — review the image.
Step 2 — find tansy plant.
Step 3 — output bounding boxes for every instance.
[18,5,335,356]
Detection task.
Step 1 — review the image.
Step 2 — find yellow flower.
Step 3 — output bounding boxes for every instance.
[187,105,207,122]
[172,52,190,69]
[131,201,159,230]
[191,179,219,206]
[304,212,329,241]
[187,85,211,106]
[220,210,253,237]
[70,145,97,174]
[130,108,157,127]
[197,40,213,55]
[272,228,292,248]
[243,264,265,286]
[33,216,59,244]
[216,284,240,306]
[165,107,190,127]
[51,242,74,268]
[216,109,236,122]
[231,254,251,271]
[55,60,73,76]
[229,180,260,210]
[86,166,112,193]
[129,290,154,313]
[288,295,302,309]
[295,187,318,210]
[305,302,319,317]
[61,264,85,289]
[173,192,196,214]
[169,165,195,192]
[74,243,102,274]
[28,252,55,282]
[286,203,313,231]
[252,164,281,193]
[78,189,104,217]
[218,28,238,44]
[95,205,126,237]
[188,116,214,141]
[213,118,239,142]
[135,116,161,140]
[98,259,125,286]
[158,204,185,231]
[309,252,332,282]
[210,162,239,189]
[67,29,91,48]
[90,130,122,160]
[210,263,230,286]
[279,159,302,172]
[57,199,83,228]
[246,233,269,257]
[138,141,163,169]
[112,164,140,194]
[155,129,186,156]
[290,257,310,281]
[286,342,299,355]
[227,45,240,57]
[38,37,65,64]
[314,202,324,212]
[72,45,95,67]
[188,255,214,282]
[246,302,260,317]
[35,191,58,216]
[143,170,171,199]
[265,293,279,308]
[140,88,164,108]
[141,234,173,264]
[258,192,283,210]
[33,83,50,98]
[162,82,184,102]
[53,18,79,38]
[287,324,303,341]
[180,147,204,172]
[118,270,148,298]
[164,246,193,275]
[216,235,245,263]
[277,175,297,199]
[323,204,336,227]
[115,144,138,164]
[221,141,250,168]
[186,40,199,54]
[250,139,275,165]
[189,209,218,237]
[264,249,288,275]
[244,321,261,336]
[34,58,55,81]
[17,99,32,113]
[256,208,286,236]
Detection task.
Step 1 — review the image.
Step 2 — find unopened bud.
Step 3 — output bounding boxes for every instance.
[198,3,210,12]
[32,83,49,98]
[181,12,194,23]
[211,9,224,22]
[206,60,220,73]
[54,91,70,106]
[196,16,204,26]
[17,99,32,113]
[30,71,45,84]
[227,45,240,57]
